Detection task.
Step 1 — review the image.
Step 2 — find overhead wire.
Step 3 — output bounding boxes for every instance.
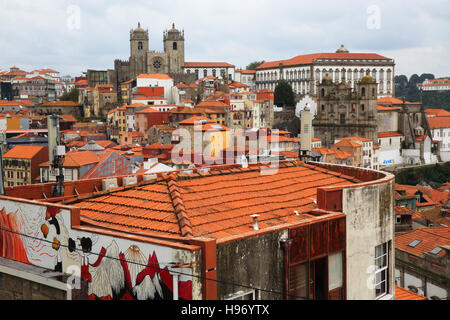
[0,225,309,300]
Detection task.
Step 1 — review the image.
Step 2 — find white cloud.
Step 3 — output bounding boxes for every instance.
[0,0,448,78]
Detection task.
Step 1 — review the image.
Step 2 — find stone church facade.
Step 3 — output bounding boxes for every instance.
[312,72,379,147]
[112,23,191,89]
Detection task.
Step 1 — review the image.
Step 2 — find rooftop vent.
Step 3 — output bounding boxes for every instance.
[102,178,118,191]
[181,170,194,175]
[123,176,137,186]
[197,168,210,174]
[251,214,260,230]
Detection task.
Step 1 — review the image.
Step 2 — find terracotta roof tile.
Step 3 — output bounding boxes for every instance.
[395,286,426,300]
[73,162,357,239]
[3,145,47,159]
[395,227,450,258]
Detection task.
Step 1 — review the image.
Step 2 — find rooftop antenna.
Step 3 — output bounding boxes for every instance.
[48,114,65,197]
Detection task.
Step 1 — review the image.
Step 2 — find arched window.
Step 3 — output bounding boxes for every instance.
[372,88,375,97]
[138,41,143,50]
[321,88,325,97]
[361,104,365,112]
[361,87,366,97]
[203,69,208,77]
[173,42,177,50]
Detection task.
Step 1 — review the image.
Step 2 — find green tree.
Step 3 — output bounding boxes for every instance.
[59,88,80,103]
[274,80,295,108]
[246,61,265,70]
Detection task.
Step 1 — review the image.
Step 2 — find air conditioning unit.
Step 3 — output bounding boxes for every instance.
[123,176,137,186]
[102,178,118,191]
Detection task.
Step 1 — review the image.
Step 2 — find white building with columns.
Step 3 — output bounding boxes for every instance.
[255,45,395,98]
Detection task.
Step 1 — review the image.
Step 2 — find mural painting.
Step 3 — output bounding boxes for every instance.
[0,201,193,300]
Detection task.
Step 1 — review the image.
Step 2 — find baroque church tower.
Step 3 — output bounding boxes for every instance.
[163,23,185,74]
[129,22,149,78]
[113,22,188,89]
[313,70,379,147]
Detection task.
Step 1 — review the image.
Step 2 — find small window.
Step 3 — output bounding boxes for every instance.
[361,87,366,97]
[173,42,177,50]
[138,41,143,50]
[396,216,401,224]
[361,104,365,112]
[375,242,390,298]
[429,247,442,255]
[407,239,422,248]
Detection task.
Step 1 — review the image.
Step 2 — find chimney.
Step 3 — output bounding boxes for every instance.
[251,214,260,230]
[300,106,312,152]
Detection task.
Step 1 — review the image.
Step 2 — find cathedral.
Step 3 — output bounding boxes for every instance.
[312,71,379,147]
[112,23,186,88]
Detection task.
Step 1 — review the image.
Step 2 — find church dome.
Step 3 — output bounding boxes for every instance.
[336,44,349,53]
[360,75,376,84]
[322,75,332,84]
[168,23,180,33]
[133,22,145,32]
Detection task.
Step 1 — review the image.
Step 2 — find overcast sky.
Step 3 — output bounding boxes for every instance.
[0,0,449,78]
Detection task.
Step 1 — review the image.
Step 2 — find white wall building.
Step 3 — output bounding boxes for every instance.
[135,74,174,102]
[256,45,395,98]
[428,117,450,162]
[183,62,235,81]
[377,132,404,167]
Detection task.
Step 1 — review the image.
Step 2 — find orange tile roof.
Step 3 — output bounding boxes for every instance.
[427,116,450,129]
[395,227,450,258]
[136,107,160,114]
[3,145,46,159]
[71,162,357,239]
[59,114,77,122]
[179,116,216,125]
[196,101,229,108]
[39,101,80,107]
[378,105,401,111]
[334,140,361,148]
[40,150,99,167]
[184,62,235,68]
[425,109,450,117]
[136,74,172,80]
[334,149,353,159]
[312,137,321,142]
[341,136,372,142]
[312,147,335,155]
[395,286,426,300]
[258,53,391,70]
[378,132,404,138]
[395,206,419,216]
[395,184,447,208]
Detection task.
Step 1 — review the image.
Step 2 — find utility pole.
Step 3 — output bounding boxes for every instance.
[48,114,65,197]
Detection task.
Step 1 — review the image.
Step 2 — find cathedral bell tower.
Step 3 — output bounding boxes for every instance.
[130,22,149,77]
[163,23,185,74]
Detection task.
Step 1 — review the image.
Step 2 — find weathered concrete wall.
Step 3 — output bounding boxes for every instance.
[377,111,398,133]
[216,230,288,300]
[0,272,67,300]
[343,180,395,300]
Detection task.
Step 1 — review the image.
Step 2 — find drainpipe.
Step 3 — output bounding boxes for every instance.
[280,238,293,300]
[172,272,179,300]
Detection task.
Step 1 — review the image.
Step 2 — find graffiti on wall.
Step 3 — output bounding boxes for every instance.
[0,203,192,300]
